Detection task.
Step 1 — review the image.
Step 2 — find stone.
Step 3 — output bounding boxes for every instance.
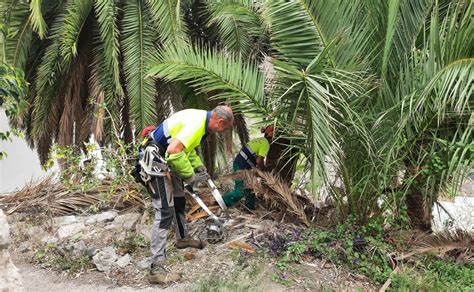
[84,247,99,259]
[0,211,10,249]
[6,213,27,224]
[25,225,44,238]
[18,242,31,253]
[113,213,141,230]
[53,215,77,226]
[57,222,86,239]
[96,211,118,223]
[116,254,131,268]
[84,215,98,226]
[136,224,152,242]
[0,210,23,291]
[136,258,151,270]
[62,240,88,257]
[93,247,119,272]
[41,235,59,245]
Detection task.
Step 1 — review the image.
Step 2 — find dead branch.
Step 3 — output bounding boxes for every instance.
[242,169,310,226]
[0,175,146,216]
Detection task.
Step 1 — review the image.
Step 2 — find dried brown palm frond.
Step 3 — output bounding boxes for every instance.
[121,95,134,144]
[202,132,218,177]
[243,169,310,226]
[233,113,249,147]
[86,58,106,144]
[415,230,473,254]
[0,175,147,216]
[89,81,106,144]
[396,230,473,263]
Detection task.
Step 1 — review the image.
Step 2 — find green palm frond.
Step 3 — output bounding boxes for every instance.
[94,0,124,98]
[145,0,187,45]
[122,0,157,132]
[29,0,47,39]
[32,0,92,137]
[300,0,377,70]
[204,0,263,57]
[148,44,266,116]
[381,0,433,79]
[59,0,92,64]
[270,57,366,190]
[387,1,473,199]
[1,1,33,67]
[265,0,322,67]
[31,7,66,137]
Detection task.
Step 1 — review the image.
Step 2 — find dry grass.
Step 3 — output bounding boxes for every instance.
[1,170,319,227]
[243,169,311,226]
[396,230,473,264]
[0,175,146,215]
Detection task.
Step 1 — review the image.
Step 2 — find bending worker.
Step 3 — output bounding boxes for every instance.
[142,106,233,284]
[222,125,274,210]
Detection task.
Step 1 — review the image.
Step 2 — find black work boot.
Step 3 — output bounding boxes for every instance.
[147,263,181,285]
[175,237,204,249]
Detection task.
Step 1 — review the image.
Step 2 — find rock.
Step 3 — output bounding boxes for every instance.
[96,211,118,223]
[84,247,99,259]
[61,240,88,257]
[104,223,118,230]
[53,215,77,226]
[6,213,28,224]
[93,247,119,272]
[57,222,86,239]
[113,213,141,230]
[25,225,45,238]
[136,258,151,270]
[18,242,31,253]
[136,224,151,242]
[0,212,10,249]
[116,254,131,268]
[41,235,59,245]
[0,210,23,291]
[84,215,98,226]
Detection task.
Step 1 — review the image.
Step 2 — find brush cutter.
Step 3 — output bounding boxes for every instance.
[138,143,228,243]
[184,179,228,243]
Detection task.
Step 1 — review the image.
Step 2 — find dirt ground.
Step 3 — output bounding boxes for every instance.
[8,207,376,291]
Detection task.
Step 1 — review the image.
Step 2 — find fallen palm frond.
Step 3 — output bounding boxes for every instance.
[0,175,146,215]
[396,230,473,262]
[243,169,310,226]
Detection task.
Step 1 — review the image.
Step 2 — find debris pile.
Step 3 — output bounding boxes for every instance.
[1,170,322,227]
[0,176,146,215]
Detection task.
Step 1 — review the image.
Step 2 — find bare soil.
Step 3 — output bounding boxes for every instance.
[8,207,376,291]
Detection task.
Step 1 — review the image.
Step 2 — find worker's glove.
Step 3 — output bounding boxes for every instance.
[195,165,207,173]
[183,172,210,185]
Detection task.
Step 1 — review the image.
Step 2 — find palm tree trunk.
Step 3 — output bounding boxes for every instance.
[266,136,298,185]
[405,188,432,231]
[405,165,433,231]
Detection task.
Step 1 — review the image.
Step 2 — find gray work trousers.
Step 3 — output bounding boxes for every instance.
[148,174,187,264]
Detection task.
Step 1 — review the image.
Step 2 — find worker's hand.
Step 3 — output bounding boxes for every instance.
[183,172,210,185]
[195,165,207,173]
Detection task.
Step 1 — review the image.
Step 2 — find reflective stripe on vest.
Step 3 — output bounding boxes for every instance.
[235,146,256,169]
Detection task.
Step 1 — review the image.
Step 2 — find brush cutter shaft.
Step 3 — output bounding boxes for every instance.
[207,179,227,212]
[185,185,219,221]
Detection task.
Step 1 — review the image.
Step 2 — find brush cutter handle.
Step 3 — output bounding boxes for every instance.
[207,178,227,214]
[184,183,219,221]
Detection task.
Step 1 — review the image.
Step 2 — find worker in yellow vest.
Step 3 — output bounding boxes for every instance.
[222,125,274,209]
[140,106,233,284]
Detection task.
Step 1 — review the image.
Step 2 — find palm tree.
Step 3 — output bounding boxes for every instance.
[149,0,473,228]
[2,0,472,229]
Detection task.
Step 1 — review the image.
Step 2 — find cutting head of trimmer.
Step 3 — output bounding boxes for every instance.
[206,218,226,244]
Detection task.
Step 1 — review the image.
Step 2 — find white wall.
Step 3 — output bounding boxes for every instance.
[0,110,48,193]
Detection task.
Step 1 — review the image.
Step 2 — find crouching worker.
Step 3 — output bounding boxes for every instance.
[138,106,233,284]
[222,125,274,210]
